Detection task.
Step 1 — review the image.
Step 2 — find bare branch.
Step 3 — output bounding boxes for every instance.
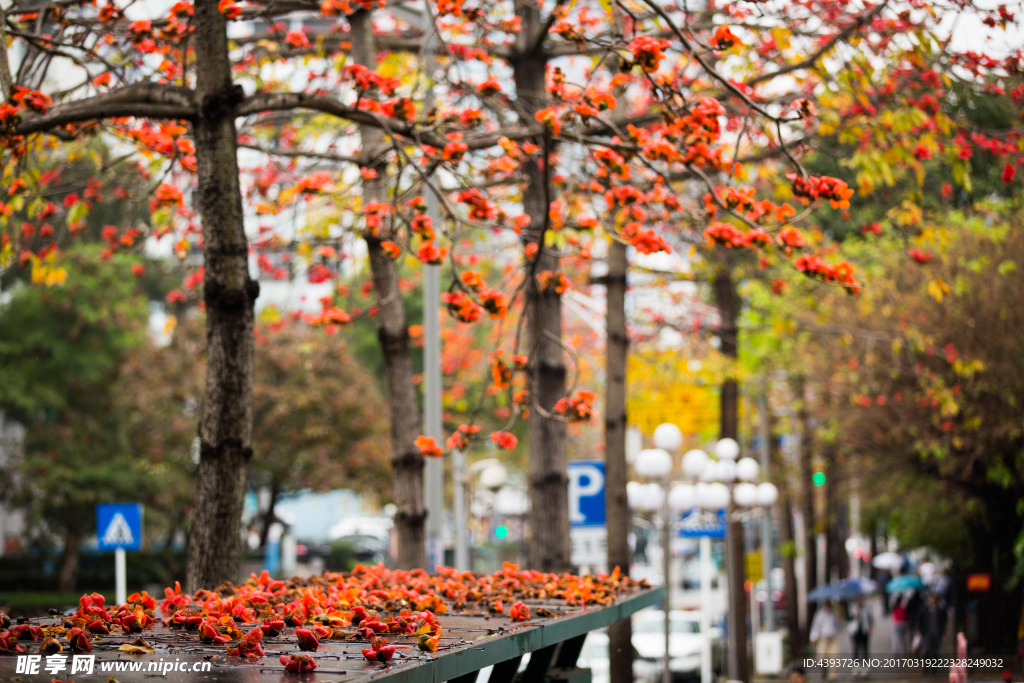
[13,83,197,135]
[0,9,13,102]
[744,2,889,88]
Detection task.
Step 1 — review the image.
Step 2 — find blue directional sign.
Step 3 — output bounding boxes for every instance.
[568,461,606,528]
[678,508,726,538]
[96,503,143,551]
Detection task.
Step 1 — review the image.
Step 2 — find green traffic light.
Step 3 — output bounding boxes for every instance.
[813,472,826,486]
[495,525,509,539]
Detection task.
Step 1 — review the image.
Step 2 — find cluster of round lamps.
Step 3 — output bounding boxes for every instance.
[627,425,780,513]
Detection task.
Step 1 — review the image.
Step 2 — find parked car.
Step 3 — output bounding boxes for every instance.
[681,559,720,590]
[577,631,610,683]
[632,610,723,683]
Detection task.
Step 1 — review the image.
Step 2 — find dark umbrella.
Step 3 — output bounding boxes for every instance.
[808,578,878,602]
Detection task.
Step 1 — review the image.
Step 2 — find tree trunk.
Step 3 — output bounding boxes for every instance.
[186,0,256,592]
[795,376,817,650]
[513,3,571,573]
[604,239,632,683]
[825,454,843,583]
[58,525,81,593]
[259,482,279,548]
[350,9,426,570]
[771,426,802,658]
[713,263,748,683]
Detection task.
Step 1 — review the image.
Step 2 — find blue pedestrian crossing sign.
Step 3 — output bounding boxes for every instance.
[96,503,143,551]
[678,508,726,538]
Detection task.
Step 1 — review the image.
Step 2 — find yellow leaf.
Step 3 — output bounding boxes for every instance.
[44,266,68,287]
[927,278,949,303]
[118,639,155,654]
[163,315,178,334]
[771,27,792,51]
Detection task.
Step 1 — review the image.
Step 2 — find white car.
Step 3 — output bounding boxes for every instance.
[632,610,723,683]
[577,632,610,683]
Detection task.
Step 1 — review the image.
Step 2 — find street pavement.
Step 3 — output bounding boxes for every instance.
[797,596,972,683]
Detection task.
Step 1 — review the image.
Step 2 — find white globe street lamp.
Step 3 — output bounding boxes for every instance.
[626,481,645,510]
[635,448,673,478]
[714,458,737,483]
[653,423,684,452]
[668,483,696,512]
[714,437,740,460]
[639,483,666,511]
[698,460,718,482]
[682,449,709,478]
[756,482,779,507]
[702,482,731,510]
[733,482,759,508]
[735,457,761,482]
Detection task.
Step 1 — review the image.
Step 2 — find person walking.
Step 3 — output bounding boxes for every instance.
[891,595,909,654]
[876,569,892,615]
[849,596,874,677]
[906,589,924,649]
[810,601,844,681]
[916,593,947,676]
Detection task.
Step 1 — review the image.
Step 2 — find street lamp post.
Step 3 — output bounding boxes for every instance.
[680,447,713,683]
[632,430,780,683]
[634,446,673,683]
[714,439,779,681]
[652,424,683,683]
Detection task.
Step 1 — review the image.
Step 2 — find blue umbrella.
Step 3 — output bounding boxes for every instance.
[886,574,924,593]
[807,578,878,602]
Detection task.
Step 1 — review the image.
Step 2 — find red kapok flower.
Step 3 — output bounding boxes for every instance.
[415,435,443,457]
[281,654,318,672]
[509,601,531,621]
[908,249,934,264]
[490,431,518,450]
[295,627,320,651]
[1002,163,1016,184]
[711,25,742,51]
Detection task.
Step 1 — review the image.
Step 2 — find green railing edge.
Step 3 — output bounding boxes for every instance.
[429,586,666,682]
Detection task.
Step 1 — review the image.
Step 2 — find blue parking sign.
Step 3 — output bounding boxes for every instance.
[96,503,143,551]
[568,461,605,528]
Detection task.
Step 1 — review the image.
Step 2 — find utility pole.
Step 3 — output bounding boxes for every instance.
[453,448,469,570]
[758,393,774,632]
[393,2,445,571]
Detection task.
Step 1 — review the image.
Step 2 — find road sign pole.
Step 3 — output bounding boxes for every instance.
[700,534,712,683]
[97,503,142,603]
[115,547,126,606]
[662,472,671,683]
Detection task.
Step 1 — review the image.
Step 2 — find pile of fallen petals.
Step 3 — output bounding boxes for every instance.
[0,563,646,669]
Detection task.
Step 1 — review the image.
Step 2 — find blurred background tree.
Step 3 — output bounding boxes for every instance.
[0,244,151,591]
[747,204,1024,651]
[119,314,392,551]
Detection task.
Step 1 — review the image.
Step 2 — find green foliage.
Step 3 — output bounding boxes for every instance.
[750,203,1024,575]
[0,245,148,420]
[0,245,154,569]
[120,314,392,506]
